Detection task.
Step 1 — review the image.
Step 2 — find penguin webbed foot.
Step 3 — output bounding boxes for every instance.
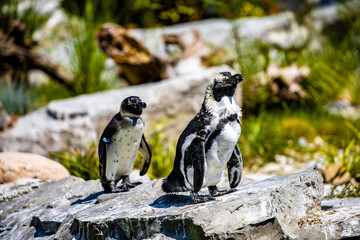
[103,180,129,193]
[120,181,142,189]
[209,186,237,197]
[190,191,215,203]
[119,176,142,190]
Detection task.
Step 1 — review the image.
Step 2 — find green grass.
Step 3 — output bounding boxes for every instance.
[240,108,360,169]
[0,0,49,37]
[0,83,35,115]
[51,142,99,180]
[66,5,115,95]
[326,182,360,199]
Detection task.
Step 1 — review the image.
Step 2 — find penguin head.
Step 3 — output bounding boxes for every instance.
[210,72,243,102]
[120,96,147,116]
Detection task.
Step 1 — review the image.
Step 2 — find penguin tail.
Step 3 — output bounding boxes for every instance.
[162,170,186,193]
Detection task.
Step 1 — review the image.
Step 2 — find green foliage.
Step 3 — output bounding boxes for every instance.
[203,0,273,19]
[341,139,360,180]
[0,0,49,37]
[32,81,73,106]
[240,110,289,167]
[66,0,115,95]
[319,122,360,181]
[240,108,360,169]
[327,182,360,199]
[300,45,352,106]
[51,143,99,180]
[61,0,281,28]
[0,82,35,115]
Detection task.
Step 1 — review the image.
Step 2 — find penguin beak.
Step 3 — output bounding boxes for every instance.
[231,74,243,84]
[139,101,147,109]
[220,74,243,88]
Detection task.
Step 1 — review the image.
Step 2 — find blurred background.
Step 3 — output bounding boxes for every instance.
[0,0,359,197]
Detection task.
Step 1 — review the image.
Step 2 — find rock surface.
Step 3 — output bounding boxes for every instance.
[0,65,240,156]
[1,170,359,239]
[129,4,338,54]
[0,152,69,184]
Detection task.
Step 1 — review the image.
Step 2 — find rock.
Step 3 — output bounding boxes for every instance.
[130,4,339,51]
[322,162,342,183]
[305,197,360,239]
[266,20,309,49]
[0,152,69,184]
[332,171,351,186]
[322,197,360,210]
[258,62,309,101]
[327,100,360,120]
[0,65,240,156]
[321,162,352,185]
[1,171,359,239]
[0,178,43,202]
[0,101,9,131]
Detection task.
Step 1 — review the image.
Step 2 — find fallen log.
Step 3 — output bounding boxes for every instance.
[96,23,168,85]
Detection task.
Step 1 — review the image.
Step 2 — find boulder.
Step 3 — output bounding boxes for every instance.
[0,65,241,156]
[129,4,338,52]
[1,170,359,239]
[0,152,69,184]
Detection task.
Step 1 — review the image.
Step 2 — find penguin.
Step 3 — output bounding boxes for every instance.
[98,96,152,193]
[162,72,243,203]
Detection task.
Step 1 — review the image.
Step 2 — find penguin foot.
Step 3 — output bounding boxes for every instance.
[103,181,129,193]
[121,181,142,189]
[119,176,142,190]
[209,186,237,197]
[190,191,215,203]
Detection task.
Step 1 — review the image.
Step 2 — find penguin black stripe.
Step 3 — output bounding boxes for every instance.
[205,113,239,152]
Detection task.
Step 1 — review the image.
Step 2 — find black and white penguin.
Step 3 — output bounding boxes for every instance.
[162,72,243,203]
[98,96,152,193]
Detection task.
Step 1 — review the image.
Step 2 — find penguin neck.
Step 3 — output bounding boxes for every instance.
[204,94,240,118]
[120,112,141,126]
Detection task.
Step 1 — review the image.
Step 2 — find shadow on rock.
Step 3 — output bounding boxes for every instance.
[151,194,211,208]
[71,191,103,205]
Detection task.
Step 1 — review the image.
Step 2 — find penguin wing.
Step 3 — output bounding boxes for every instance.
[98,115,120,178]
[139,134,152,176]
[227,145,243,188]
[184,134,206,193]
[192,138,206,193]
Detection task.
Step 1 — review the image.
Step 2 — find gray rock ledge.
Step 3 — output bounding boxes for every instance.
[1,170,359,239]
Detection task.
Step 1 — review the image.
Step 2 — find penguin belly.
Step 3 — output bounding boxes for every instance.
[204,120,241,187]
[105,124,144,181]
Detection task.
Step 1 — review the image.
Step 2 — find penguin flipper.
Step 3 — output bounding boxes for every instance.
[139,134,152,176]
[227,145,243,188]
[99,136,111,191]
[185,132,206,193]
[98,115,119,191]
[98,139,106,175]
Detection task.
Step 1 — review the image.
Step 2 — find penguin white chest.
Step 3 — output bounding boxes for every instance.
[105,122,144,181]
[204,97,241,187]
